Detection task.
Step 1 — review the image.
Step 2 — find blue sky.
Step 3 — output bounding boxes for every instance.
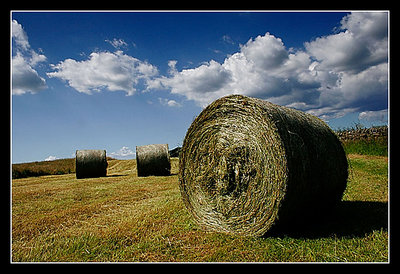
[11,11,389,163]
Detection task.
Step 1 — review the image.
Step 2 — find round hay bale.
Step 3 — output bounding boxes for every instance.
[75,150,108,179]
[179,94,348,237]
[136,144,171,177]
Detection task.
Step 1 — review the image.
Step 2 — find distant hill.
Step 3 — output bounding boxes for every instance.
[12,157,115,179]
[12,158,76,179]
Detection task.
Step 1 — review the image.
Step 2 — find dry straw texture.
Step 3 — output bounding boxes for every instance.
[179,94,348,237]
[136,144,171,177]
[75,150,108,179]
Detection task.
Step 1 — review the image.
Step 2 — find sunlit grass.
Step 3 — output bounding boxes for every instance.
[11,155,388,262]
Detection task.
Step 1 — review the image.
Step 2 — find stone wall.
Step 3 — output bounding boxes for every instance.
[335,126,388,143]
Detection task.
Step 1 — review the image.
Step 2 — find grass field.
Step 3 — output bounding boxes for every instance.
[342,138,388,156]
[11,154,388,262]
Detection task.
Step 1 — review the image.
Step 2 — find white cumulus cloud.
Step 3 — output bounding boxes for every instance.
[305,12,388,73]
[12,52,47,95]
[359,109,388,123]
[148,12,388,121]
[149,32,322,108]
[12,19,30,51]
[12,20,47,95]
[109,146,135,159]
[47,50,158,96]
[158,97,182,107]
[44,155,58,161]
[13,12,388,123]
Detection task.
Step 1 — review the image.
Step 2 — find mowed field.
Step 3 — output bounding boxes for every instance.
[11,155,388,262]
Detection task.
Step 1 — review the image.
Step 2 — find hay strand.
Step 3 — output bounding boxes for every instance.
[179,94,348,237]
[75,149,108,179]
[136,144,171,177]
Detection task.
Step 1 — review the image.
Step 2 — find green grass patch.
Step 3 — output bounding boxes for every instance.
[12,156,388,262]
[342,138,388,156]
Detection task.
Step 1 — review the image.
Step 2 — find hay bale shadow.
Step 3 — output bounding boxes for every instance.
[266,201,388,238]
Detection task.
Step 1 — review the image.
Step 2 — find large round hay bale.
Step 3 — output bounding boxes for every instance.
[136,144,171,177]
[75,150,108,179]
[179,94,348,237]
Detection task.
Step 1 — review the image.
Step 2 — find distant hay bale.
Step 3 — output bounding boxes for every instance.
[136,144,171,177]
[179,94,348,237]
[75,150,108,179]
